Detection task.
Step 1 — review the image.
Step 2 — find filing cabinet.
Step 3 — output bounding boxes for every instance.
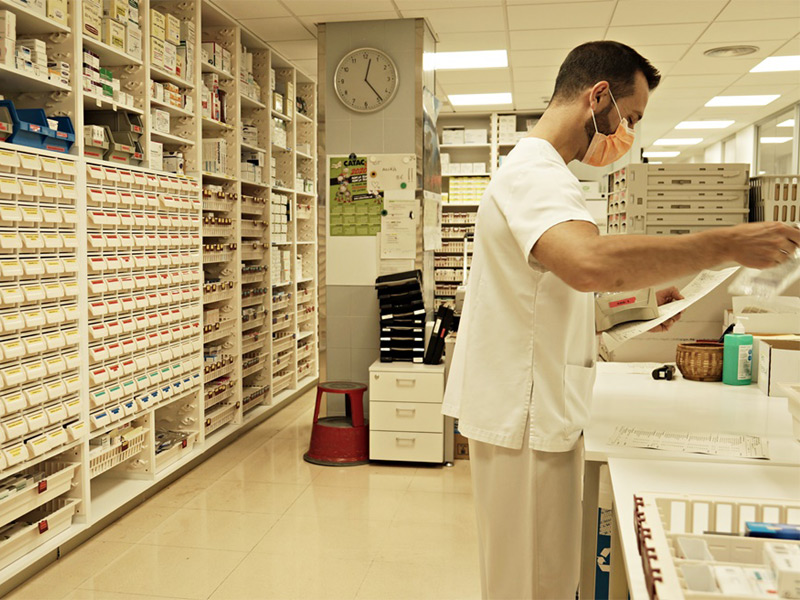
[369,361,446,463]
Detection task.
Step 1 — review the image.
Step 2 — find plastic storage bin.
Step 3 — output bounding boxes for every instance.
[84,126,109,160]
[0,106,12,142]
[0,100,51,150]
[84,111,144,139]
[104,130,137,165]
[43,116,75,154]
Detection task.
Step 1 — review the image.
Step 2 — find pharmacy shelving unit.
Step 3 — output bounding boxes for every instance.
[0,0,318,590]
[434,206,476,310]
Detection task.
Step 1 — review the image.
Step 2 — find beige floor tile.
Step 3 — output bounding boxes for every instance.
[220,438,324,485]
[4,580,73,600]
[393,489,476,526]
[80,544,246,599]
[146,476,216,509]
[140,507,280,552]
[251,514,389,561]
[374,519,478,564]
[184,479,307,514]
[408,460,474,494]
[93,503,179,544]
[284,484,404,521]
[209,552,371,600]
[64,590,185,600]
[355,559,481,600]
[310,463,416,491]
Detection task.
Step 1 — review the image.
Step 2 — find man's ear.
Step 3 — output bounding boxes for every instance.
[588,81,609,109]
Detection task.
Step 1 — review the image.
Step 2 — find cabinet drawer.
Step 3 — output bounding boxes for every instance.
[370,401,444,433]
[370,370,443,403]
[370,430,443,463]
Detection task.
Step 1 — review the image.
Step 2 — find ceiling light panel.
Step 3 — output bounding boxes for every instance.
[759,137,792,144]
[654,138,704,146]
[751,55,800,72]
[675,121,735,129]
[777,119,795,128]
[448,93,513,106]
[705,95,780,107]
[423,50,508,71]
[643,151,681,158]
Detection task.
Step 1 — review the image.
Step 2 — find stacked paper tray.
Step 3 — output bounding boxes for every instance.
[634,492,800,599]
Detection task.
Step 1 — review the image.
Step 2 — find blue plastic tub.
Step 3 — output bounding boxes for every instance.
[44,116,76,153]
[0,100,51,150]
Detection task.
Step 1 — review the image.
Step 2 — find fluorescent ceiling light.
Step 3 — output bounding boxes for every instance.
[654,138,703,146]
[423,50,507,71]
[449,93,512,106]
[751,55,800,72]
[759,137,792,144]
[675,120,734,130]
[643,151,680,158]
[777,119,795,128]
[705,95,780,107]
[648,161,663,164]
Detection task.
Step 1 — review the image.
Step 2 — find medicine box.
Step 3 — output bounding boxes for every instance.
[150,140,163,171]
[758,339,800,397]
[103,0,128,23]
[127,0,138,23]
[102,18,126,52]
[47,0,68,25]
[83,1,103,40]
[150,36,164,69]
[163,39,176,74]
[0,10,16,40]
[464,129,488,145]
[442,127,465,145]
[150,9,165,40]
[126,23,141,60]
[165,13,180,45]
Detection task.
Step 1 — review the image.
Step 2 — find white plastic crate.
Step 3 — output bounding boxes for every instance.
[750,175,799,224]
[0,498,80,571]
[154,430,196,472]
[634,492,800,599]
[0,462,79,528]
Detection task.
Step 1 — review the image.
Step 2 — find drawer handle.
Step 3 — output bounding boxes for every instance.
[395,436,416,446]
[395,408,416,416]
[395,378,416,387]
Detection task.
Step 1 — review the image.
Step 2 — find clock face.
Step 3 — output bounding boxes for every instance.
[334,47,399,113]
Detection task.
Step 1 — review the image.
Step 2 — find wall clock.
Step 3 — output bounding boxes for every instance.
[334,47,399,113]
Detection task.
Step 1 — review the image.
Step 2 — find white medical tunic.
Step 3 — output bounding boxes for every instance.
[442,137,598,452]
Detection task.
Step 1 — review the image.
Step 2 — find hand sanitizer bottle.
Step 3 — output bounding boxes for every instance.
[723,319,753,386]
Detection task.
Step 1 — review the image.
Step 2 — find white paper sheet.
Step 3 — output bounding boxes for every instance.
[608,425,770,459]
[602,267,740,351]
[423,190,442,251]
[380,197,418,259]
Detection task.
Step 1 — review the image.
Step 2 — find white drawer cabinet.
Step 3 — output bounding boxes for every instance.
[369,361,445,463]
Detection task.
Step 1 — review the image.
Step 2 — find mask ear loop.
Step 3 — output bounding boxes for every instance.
[608,89,624,125]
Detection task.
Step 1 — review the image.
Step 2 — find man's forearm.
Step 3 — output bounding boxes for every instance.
[582,228,732,292]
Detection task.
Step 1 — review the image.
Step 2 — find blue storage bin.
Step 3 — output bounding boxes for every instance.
[0,100,52,150]
[45,116,76,154]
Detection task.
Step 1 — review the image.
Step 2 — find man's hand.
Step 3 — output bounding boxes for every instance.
[649,286,684,333]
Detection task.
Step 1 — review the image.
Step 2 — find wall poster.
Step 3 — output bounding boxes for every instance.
[329,154,384,236]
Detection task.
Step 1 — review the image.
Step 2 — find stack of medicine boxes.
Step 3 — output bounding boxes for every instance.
[0,10,14,67]
[605,163,750,235]
[150,7,181,76]
[239,45,261,102]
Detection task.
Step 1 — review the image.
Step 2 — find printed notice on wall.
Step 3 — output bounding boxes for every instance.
[329,155,384,236]
[602,267,740,351]
[608,426,769,459]
[380,194,418,259]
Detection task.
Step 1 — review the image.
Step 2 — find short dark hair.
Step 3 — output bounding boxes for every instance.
[551,41,660,103]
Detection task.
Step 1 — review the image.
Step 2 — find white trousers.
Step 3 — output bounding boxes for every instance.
[468,424,584,600]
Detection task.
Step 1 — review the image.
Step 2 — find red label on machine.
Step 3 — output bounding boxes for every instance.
[609,297,636,308]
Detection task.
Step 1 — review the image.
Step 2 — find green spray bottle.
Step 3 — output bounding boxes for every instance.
[723,318,752,386]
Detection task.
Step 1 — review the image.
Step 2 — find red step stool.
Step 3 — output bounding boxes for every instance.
[303,381,369,466]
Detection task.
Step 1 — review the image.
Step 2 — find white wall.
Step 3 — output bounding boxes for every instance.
[735,125,757,172]
[704,142,723,163]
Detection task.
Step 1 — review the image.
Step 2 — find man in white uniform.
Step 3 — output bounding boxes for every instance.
[442,41,800,600]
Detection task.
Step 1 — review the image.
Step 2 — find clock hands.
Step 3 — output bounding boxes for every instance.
[364,58,383,102]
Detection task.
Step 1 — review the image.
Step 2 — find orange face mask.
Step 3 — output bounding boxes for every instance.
[581,90,635,167]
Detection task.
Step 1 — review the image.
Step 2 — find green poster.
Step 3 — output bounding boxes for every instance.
[329,155,384,236]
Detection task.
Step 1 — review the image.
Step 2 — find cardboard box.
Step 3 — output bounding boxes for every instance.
[83,2,102,40]
[758,339,800,397]
[165,13,180,45]
[163,40,176,74]
[150,9,165,40]
[454,433,469,459]
[102,18,125,52]
[464,129,488,144]
[472,162,486,174]
[0,10,16,41]
[442,127,465,145]
[126,22,141,60]
[150,140,163,171]
[150,36,164,69]
[498,115,516,132]
[1,38,14,66]
[731,296,800,335]
[180,19,195,44]
[150,108,169,133]
[127,0,138,24]
[46,0,68,25]
[84,125,105,145]
[103,0,127,23]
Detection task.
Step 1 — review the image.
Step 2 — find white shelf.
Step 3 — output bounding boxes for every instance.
[272,185,295,194]
[296,190,315,198]
[0,0,69,34]
[272,143,291,153]
[272,280,292,287]
[444,172,490,177]
[202,171,237,182]
[296,112,313,124]
[150,66,194,89]
[0,63,71,93]
[296,150,313,160]
[151,130,195,146]
[241,179,269,189]
[241,142,267,153]
[240,94,267,110]
[151,99,194,118]
[201,61,234,79]
[202,117,233,131]
[440,143,490,148]
[271,110,291,122]
[83,35,142,67]
[443,202,481,207]
[84,93,144,115]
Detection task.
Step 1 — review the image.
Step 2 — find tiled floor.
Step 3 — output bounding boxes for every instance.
[7,391,480,600]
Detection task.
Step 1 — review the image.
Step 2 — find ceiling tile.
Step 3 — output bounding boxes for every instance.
[437,69,512,86]
[611,1,725,27]
[699,19,800,44]
[512,91,551,111]
[297,11,401,29]
[651,86,727,101]
[509,48,570,67]
[606,23,707,46]
[237,17,314,41]
[507,1,615,30]
[731,71,800,87]
[269,40,318,61]
[442,82,515,94]
[668,40,784,76]
[508,27,605,50]
[400,6,506,33]
[283,1,396,16]
[395,0,501,8]
[660,73,741,88]
[212,0,290,18]
[717,0,800,22]
[633,44,690,63]
[721,83,797,97]
[435,31,508,51]
[513,65,560,82]
[771,35,800,56]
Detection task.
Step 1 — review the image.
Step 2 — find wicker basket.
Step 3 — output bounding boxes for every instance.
[676,342,724,382]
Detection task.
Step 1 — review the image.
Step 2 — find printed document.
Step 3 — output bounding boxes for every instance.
[608,425,769,459]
